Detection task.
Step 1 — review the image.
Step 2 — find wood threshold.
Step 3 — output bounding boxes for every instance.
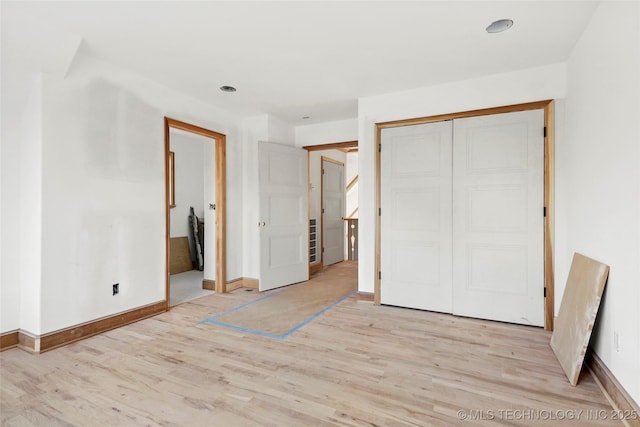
[586,350,640,426]
[28,301,166,353]
[374,100,555,330]
[0,330,19,351]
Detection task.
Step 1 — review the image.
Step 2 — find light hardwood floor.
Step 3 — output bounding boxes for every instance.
[1,262,618,426]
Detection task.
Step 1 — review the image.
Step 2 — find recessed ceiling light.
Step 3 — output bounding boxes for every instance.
[219,85,237,92]
[486,19,513,34]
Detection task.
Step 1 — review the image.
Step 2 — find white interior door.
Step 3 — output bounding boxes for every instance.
[452,110,544,326]
[322,158,345,266]
[259,141,309,291]
[380,121,453,311]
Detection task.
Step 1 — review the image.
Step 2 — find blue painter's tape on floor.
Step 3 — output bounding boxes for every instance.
[199,290,356,340]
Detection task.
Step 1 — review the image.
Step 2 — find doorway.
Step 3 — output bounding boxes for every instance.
[164,118,227,309]
[304,141,359,276]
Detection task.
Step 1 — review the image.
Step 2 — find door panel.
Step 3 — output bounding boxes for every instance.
[259,142,309,291]
[452,110,544,326]
[322,159,345,266]
[380,121,453,312]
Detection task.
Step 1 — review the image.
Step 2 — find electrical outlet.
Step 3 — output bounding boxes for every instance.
[614,331,620,353]
[112,283,119,296]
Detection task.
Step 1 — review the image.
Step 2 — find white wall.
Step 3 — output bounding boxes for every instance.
[295,118,358,148]
[0,75,38,333]
[559,1,639,404]
[241,115,269,280]
[0,74,45,335]
[357,63,567,294]
[33,53,244,334]
[169,129,205,264]
[18,76,44,335]
[240,114,297,280]
[268,115,295,146]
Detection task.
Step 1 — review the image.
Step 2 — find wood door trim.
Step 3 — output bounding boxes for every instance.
[374,100,555,330]
[165,117,227,308]
[303,140,358,151]
[376,100,553,129]
[544,102,555,330]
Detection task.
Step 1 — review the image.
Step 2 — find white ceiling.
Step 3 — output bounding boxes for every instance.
[2,1,598,126]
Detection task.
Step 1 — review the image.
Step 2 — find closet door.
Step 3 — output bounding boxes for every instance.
[452,110,544,326]
[380,121,453,311]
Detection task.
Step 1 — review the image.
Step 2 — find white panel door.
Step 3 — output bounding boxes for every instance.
[380,121,453,311]
[452,110,544,326]
[259,142,309,291]
[322,158,345,266]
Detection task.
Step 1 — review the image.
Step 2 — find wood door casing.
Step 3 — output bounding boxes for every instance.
[164,117,226,307]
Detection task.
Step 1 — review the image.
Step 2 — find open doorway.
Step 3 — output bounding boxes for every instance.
[164,118,227,309]
[304,141,358,276]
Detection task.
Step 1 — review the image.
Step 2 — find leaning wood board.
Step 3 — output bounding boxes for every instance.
[169,236,193,274]
[550,253,609,386]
